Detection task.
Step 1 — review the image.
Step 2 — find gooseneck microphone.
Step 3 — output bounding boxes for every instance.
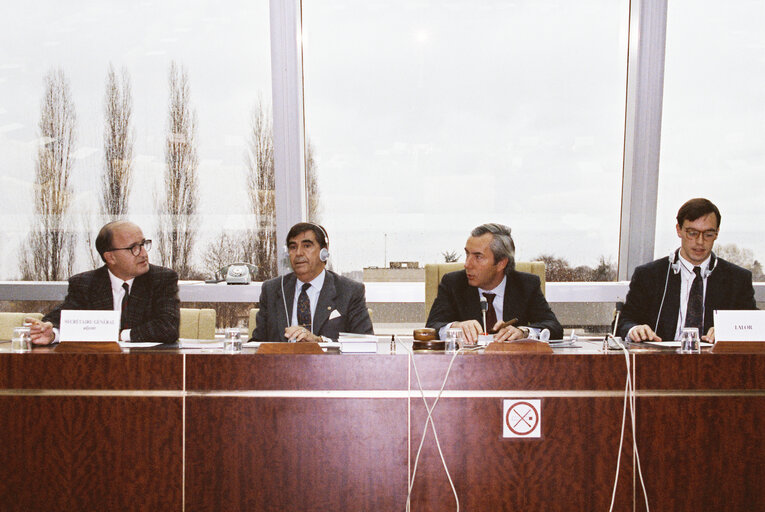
[480,296,488,334]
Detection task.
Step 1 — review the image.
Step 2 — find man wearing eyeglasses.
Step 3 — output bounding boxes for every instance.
[617,198,757,343]
[30,220,180,344]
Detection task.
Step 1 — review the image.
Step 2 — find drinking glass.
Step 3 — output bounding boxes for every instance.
[11,326,31,353]
[223,327,242,353]
[679,327,700,353]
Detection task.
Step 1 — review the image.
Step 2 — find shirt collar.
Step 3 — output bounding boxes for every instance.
[296,269,326,292]
[107,269,135,292]
[479,275,506,297]
[677,252,711,275]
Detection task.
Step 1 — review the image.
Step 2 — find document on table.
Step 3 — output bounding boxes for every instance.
[644,341,714,348]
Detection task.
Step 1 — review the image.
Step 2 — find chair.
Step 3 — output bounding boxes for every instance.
[0,312,43,341]
[179,308,216,340]
[249,308,259,339]
[424,261,546,320]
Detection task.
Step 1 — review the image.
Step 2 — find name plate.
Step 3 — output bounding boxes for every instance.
[60,310,120,342]
[714,310,765,342]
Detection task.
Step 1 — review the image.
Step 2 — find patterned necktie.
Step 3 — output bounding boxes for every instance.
[684,267,704,332]
[482,292,497,334]
[297,282,312,331]
[120,282,130,330]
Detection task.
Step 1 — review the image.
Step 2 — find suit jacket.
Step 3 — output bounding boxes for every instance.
[43,264,180,343]
[616,256,757,340]
[426,269,563,339]
[250,270,374,342]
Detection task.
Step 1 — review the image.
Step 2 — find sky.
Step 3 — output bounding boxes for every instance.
[0,0,763,280]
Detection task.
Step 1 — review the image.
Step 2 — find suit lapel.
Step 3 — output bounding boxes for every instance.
[313,272,336,335]
[126,271,151,329]
[704,267,724,332]
[459,277,482,324]
[277,273,297,336]
[502,274,520,323]
[89,267,115,310]
[659,272,681,340]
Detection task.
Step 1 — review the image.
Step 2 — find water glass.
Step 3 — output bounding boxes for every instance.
[445,328,463,353]
[223,328,242,353]
[679,327,700,353]
[12,326,32,353]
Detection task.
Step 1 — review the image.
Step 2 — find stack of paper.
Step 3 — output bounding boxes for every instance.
[338,333,379,353]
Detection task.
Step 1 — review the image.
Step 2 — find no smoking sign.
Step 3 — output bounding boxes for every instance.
[503,399,542,438]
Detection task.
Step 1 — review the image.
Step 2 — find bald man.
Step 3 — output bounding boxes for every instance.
[31,220,180,344]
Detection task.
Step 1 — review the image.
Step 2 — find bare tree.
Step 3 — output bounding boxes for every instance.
[83,65,136,269]
[306,141,321,223]
[156,62,198,279]
[716,243,765,281]
[19,69,77,281]
[244,99,277,280]
[101,64,134,220]
[243,99,322,280]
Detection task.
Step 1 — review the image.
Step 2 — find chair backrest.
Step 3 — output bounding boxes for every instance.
[179,308,216,340]
[0,312,43,341]
[249,308,259,339]
[424,262,546,321]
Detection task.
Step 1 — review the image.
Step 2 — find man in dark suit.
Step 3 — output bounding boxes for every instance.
[250,222,373,342]
[30,221,180,344]
[617,198,757,343]
[426,223,562,344]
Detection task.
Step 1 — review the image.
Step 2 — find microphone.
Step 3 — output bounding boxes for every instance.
[612,301,624,338]
[604,301,624,351]
[480,296,488,335]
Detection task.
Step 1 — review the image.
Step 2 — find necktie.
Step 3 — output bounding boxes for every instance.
[482,292,497,333]
[297,282,312,332]
[120,282,130,330]
[684,267,704,332]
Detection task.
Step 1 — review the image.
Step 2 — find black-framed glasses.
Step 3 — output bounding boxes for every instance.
[105,239,152,256]
[682,228,717,241]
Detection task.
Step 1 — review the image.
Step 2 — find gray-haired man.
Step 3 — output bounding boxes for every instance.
[426,223,562,343]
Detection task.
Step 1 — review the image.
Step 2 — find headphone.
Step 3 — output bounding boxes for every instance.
[669,248,716,278]
[655,248,716,332]
[283,222,330,262]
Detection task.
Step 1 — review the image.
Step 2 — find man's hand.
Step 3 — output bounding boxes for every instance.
[628,324,662,343]
[284,325,322,343]
[452,320,483,345]
[492,321,525,342]
[29,320,55,346]
[702,326,715,343]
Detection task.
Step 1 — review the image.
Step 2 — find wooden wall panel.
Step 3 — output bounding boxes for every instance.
[0,352,183,390]
[186,353,408,390]
[635,396,765,511]
[185,397,408,511]
[0,396,182,511]
[407,396,633,511]
[409,353,628,391]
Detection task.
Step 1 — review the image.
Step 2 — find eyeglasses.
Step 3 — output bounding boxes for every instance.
[683,229,717,241]
[105,239,152,256]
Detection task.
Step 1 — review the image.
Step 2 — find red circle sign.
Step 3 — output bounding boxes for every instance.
[505,401,539,435]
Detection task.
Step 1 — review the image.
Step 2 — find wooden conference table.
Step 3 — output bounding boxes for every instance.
[0,340,763,511]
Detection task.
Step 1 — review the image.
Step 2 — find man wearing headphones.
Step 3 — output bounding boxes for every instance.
[617,198,757,343]
[249,222,374,342]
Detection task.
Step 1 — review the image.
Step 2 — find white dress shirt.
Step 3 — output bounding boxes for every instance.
[108,269,135,342]
[673,253,711,340]
[291,269,326,334]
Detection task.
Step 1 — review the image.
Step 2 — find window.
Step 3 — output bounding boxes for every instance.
[302,0,629,281]
[657,0,765,280]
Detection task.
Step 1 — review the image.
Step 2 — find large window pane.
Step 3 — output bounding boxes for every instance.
[302,0,629,281]
[658,0,765,280]
[0,1,271,282]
